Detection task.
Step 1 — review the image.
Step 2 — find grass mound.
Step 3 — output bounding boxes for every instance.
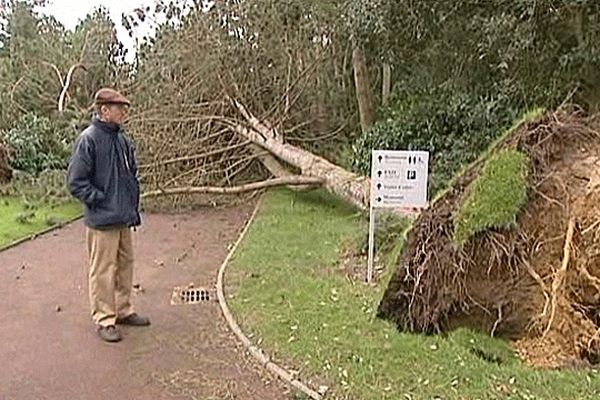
[454,149,529,246]
[378,106,600,369]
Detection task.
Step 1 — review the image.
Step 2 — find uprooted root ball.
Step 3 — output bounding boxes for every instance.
[378,106,600,369]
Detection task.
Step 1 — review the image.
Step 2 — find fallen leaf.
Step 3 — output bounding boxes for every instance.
[318,385,329,395]
[497,384,511,394]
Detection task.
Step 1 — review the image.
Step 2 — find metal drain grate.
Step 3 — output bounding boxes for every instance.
[171,287,213,305]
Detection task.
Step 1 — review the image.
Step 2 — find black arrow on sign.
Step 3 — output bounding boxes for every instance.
[377,183,382,190]
[378,155,383,162]
[377,171,382,178]
[376,197,382,202]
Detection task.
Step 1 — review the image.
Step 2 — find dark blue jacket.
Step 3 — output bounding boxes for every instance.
[67,118,141,229]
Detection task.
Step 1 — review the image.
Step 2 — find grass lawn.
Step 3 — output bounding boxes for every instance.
[0,197,81,248]
[227,189,599,400]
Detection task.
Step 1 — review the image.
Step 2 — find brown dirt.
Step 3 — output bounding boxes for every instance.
[0,205,291,399]
[378,107,600,369]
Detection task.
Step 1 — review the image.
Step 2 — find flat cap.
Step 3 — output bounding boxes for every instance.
[94,88,130,106]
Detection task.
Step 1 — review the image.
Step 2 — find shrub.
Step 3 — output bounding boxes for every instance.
[350,85,519,196]
[1,113,75,175]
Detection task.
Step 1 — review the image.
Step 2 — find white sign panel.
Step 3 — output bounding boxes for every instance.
[370,150,429,208]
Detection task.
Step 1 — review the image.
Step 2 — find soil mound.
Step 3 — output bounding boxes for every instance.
[378,107,600,368]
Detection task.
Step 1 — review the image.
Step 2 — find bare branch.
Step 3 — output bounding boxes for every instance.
[42,62,64,84]
[142,176,323,198]
[58,63,88,113]
[139,141,251,169]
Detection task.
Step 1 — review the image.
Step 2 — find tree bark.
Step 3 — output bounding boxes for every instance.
[0,143,12,184]
[58,63,87,113]
[232,101,371,211]
[382,62,392,106]
[251,145,314,191]
[352,45,375,134]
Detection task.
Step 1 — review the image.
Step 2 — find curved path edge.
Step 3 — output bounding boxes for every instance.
[0,214,83,253]
[216,195,324,400]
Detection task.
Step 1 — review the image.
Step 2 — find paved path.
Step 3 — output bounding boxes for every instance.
[0,205,287,400]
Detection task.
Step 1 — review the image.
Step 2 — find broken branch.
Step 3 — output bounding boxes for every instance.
[139,141,251,169]
[142,176,323,198]
[58,63,87,113]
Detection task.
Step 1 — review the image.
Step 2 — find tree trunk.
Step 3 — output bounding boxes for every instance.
[251,145,314,191]
[0,143,12,184]
[352,45,375,134]
[573,6,586,47]
[232,101,370,210]
[382,62,392,106]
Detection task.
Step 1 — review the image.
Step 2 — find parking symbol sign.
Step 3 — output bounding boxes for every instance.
[370,150,429,208]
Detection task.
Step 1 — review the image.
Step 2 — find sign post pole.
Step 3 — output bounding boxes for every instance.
[367,205,376,283]
[368,149,429,284]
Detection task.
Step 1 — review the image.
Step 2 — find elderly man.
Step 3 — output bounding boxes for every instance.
[68,88,150,343]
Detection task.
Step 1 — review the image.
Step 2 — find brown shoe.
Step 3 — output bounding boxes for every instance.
[97,325,122,342]
[116,313,151,326]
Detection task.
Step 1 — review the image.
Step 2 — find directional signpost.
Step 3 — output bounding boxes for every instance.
[367,150,429,283]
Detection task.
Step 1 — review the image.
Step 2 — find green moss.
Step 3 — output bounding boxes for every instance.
[454,149,529,245]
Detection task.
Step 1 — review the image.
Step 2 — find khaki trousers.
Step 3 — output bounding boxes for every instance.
[86,227,135,327]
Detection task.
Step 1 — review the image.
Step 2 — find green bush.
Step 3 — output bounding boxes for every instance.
[1,113,75,175]
[350,85,519,196]
[454,149,529,246]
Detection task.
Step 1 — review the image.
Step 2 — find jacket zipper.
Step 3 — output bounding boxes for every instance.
[123,150,131,172]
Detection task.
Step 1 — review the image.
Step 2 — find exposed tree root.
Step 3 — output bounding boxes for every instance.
[544,218,576,338]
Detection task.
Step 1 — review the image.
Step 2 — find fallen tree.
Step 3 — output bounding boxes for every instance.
[137,101,372,211]
[125,1,383,212]
[229,100,371,210]
[132,90,418,216]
